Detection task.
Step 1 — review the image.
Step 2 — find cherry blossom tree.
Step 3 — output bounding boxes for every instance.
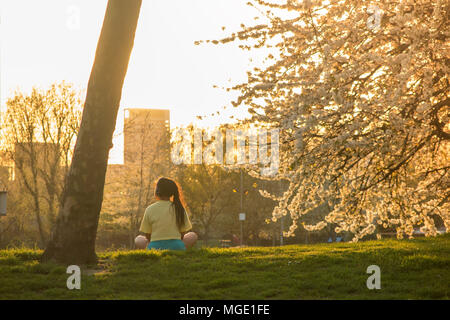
[207,0,449,240]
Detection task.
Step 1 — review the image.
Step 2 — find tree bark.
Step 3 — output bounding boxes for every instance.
[42,0,142,264]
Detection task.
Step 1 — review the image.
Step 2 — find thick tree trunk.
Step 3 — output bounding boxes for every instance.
[42,0,142,264]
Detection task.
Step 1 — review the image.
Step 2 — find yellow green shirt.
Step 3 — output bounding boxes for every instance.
[139,200,192,241]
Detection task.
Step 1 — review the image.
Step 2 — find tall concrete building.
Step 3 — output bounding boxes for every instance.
[123,108,170,166]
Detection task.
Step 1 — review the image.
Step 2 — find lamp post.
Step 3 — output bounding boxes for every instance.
[239,169,244,246]
[0,191,6,247]
[280,215,284,246]
[278,180,283,246]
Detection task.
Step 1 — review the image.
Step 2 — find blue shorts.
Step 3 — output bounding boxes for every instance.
[147,239,186,251]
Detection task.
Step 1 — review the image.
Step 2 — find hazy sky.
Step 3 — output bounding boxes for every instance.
[1,0,266,162]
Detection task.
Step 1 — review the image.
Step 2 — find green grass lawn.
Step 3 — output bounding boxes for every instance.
[0,234,449,299]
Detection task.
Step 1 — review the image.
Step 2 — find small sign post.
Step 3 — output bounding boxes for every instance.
[239,213,245,246]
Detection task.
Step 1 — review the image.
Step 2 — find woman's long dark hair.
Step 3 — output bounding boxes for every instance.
[154,177,186,230]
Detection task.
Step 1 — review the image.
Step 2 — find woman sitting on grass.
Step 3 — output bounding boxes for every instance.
[135,177,197,250]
